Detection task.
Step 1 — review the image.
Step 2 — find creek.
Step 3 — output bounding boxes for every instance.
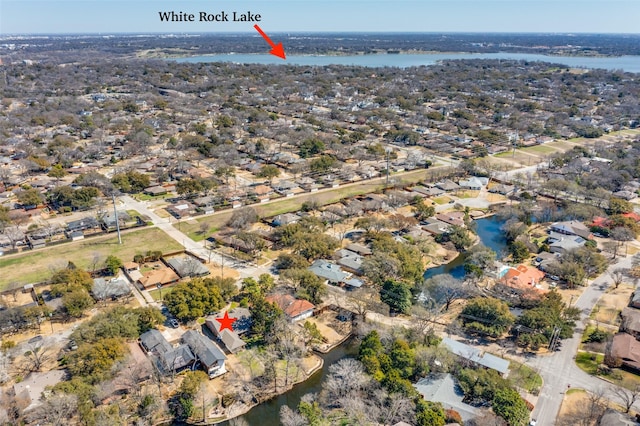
[224,338,358,425]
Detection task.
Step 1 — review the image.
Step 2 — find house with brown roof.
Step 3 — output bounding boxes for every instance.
[137,267,180,290]
[123,261,139,272]
[265,294,315,322]
[251,184,274,197]
[610,332,640,372]
[435,212,465,227]
[500,264,546,291]
[621,307,640,339]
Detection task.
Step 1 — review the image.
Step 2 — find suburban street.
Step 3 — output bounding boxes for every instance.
[529,254,637,425]
[119,195,269,280]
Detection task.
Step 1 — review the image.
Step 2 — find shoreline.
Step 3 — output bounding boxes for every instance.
[213,332,354,424]
[212,353,325,425]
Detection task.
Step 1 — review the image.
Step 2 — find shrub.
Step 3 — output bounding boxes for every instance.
[445,409,463,424]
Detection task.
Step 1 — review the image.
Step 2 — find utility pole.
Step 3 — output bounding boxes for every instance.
[112,193,122,244]
[548,326,561,351]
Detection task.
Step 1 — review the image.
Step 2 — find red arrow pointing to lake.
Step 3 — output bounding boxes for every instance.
[254,24,286,60]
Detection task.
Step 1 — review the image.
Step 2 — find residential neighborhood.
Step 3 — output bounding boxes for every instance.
[1,31,640,426]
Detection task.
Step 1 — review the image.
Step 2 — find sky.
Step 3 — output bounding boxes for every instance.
[1,0,639,35]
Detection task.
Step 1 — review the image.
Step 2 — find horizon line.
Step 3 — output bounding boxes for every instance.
[3,31,640,37]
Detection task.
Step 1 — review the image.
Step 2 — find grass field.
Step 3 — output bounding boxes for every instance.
[521,145,559,155]
[0,228,182,289]
[180,168,433,237]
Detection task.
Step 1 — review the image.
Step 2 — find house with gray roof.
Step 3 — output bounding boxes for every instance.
[458,176,488,190]
[488,184,515,196]
[166,255,210,278]
[308,259,350,284]
[100,210,131,231]
[182,330,227,378]
[631,288,640,309]
[336,249,364,274]
[549,221,592,240]
[92,277,132,301]
[598,408,637,426]
[549,235,587,254]
[441,337,509,376]
[414,373,478,422]
[205,311,248,354]
[345,243,372,256]
[158,345,195,375]
[139,329,173,354]
[271,213,301,227]
[421,218,451,235]
[436,179,460,192]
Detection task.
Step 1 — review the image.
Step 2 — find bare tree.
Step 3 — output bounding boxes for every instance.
[380,392,414,426]
[411,305,442,344]
[423,274,471,311]
[4,226,24,250]
[322,358,370,408]
[603,241,620,260]
[586,387,607,423]
[610,268,629,289]
[269,318,302,388]
[26,393,78,426]
[90,251,103,273]
[279,405,307,426]
[23,339,51,372]
[612,385,640,413]
[226,207,258,231]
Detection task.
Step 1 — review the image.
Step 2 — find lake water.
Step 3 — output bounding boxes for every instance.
[423,215,507,280]
[175,52,640,72]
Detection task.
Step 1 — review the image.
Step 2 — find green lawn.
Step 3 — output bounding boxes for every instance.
[126,209,142,219]
[575,350,640,390]
[148,285,176,301]
[0,228,182,289]
[521,145,558,155]
[575,351,604,375]
[509,360,543,394]
[433,196,452,205]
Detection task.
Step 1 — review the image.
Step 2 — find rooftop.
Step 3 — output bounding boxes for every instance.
[441,337,510,375]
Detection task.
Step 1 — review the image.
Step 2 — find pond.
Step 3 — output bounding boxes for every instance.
[423,215,507,280]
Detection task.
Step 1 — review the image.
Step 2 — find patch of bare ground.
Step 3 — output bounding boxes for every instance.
[303,311,352,353]
[591,283,634,326]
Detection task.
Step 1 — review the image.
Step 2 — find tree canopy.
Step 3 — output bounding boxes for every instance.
[460,297,515,338]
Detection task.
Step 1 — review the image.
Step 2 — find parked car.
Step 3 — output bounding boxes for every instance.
[169,319,180,328]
